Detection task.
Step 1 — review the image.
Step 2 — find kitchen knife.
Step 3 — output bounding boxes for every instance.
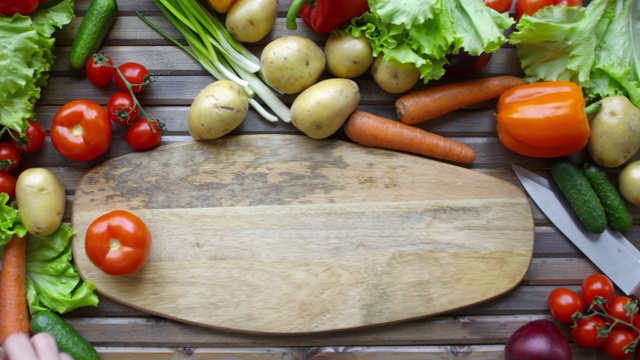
[512,164,640,298]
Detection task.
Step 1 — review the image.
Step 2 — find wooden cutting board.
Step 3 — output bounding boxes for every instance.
[72,135,534,334]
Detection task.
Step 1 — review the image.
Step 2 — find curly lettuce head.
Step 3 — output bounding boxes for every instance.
[0,0,74,134]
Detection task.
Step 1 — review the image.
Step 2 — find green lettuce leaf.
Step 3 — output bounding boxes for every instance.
[25,224,99,315]
[0,0,74,133]
[343,0,513,83]
[509,0,640,108]
[589,0,640,106]
[0,193,27,246]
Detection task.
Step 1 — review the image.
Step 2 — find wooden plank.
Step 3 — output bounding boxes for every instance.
[0,344,603,360]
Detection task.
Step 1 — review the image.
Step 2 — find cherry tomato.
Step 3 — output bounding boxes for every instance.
[0,172,17,200]
[516,0,583,20]
[125,119,163,151]
[582,273,615,310]
[571,316,607,349]
[484,0,513,13]
[85,210,152,276]
[0,142,21,172]
[50,100,112,162]
[602,329,635,360]
[548,287,584,323]
[86,53,116,88]
[0,0,38,16]
[11,120,46,153]
[444,51,493,77]
[607,296,638,329]
[632,315,640,337]
[114,62,151,93]
[107,92,140,126]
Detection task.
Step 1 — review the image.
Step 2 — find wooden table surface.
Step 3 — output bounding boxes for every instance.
[6,0,638,358]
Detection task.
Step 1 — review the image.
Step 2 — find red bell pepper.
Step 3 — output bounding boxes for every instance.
[0,0,39,16]
[286,0,369,34]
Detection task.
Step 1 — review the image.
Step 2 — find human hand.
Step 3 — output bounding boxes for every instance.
[1,333,73,360]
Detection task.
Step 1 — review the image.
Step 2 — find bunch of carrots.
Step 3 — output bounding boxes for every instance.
[344,75,525,164]
[0,234,29,345]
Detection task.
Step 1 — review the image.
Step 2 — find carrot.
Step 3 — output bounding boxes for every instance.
[344,111,476,164]
[0,234,29,345]
[395,75,526,125]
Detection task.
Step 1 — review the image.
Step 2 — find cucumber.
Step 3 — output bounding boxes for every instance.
[69,0,118,70]
[30,310,100,360]
[550,159,607,234]
[583,163,633,232]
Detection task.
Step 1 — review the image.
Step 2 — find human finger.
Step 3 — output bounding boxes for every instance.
[30,333,61,360]
[59,353,74,360]
[3,333,38,360]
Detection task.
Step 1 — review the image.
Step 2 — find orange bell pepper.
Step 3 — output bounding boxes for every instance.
[496,81,591,158]
[207,0,236,13]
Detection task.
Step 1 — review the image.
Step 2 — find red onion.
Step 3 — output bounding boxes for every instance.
[504,319,572,360]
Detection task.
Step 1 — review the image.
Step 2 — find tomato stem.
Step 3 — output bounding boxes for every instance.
[573,296,640,354]
[109,238,121,250]
[112,66,158,132]
[94,51,166,134]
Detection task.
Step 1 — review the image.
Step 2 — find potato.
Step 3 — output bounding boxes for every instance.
[619,160,640,206]
[261,35,325,94]
[371,57,420,94]
[290,78,360,139]
[187,80,248,140]
[16,168,65,237]
[324,33,373,79]
[588,95,640,168]
[225,0,278,43]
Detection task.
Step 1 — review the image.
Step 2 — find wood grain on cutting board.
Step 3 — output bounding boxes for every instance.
[71,135,534,334]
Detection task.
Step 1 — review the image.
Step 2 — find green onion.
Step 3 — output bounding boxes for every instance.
[135,0,291,123]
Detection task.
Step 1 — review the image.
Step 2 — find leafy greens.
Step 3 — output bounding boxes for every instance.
[342,0,514,83]
[0,195,98,316]
[0,0,74,133]
[509,0,640,108]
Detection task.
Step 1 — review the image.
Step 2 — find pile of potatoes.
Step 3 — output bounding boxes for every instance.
[187,23,423,141]
[587,95,640,207]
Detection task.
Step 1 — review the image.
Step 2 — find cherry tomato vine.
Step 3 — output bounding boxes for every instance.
[89,52,167,150]
[549,274,640,359]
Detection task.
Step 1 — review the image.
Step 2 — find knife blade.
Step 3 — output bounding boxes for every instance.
[512,164,640,298]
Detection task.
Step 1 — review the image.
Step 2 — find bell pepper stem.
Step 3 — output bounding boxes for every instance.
[286,0,311,30]
[585,101,602,118]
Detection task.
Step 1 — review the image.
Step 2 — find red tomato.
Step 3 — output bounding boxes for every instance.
[607,296,638,329]
[571,316,607,349]
[484,0,513,13]
[86,53,116,88]
[602,329,635,360]
[632,315,640,337]
[0,172,17,200]
[582,273,615,310]
[12,120,46,153]
[0,0,38,15]
[50,100,112,162]
[126,119,164,151]
[548,287,584,323]
[85,210,152,276]
[107,92,140,126]
[515,0,582,20]
[114,62,151,93]
[0,142,21,172]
